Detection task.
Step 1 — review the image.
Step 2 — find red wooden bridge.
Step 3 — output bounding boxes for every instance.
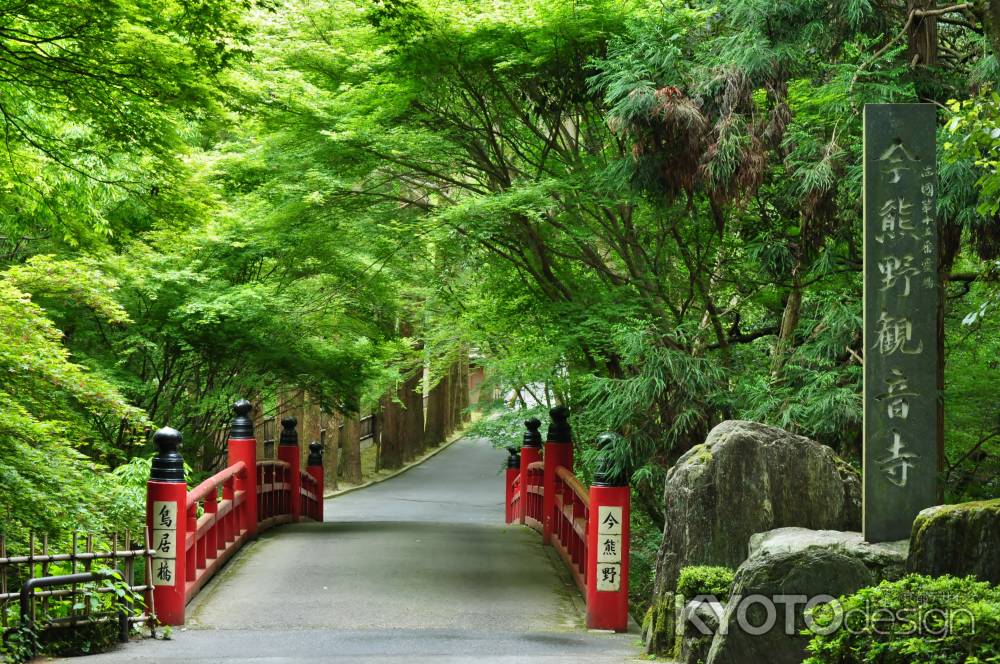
[78,402,639,662]
[146,400,326,625]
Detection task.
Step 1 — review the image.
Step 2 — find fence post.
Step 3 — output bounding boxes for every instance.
[586,433,630,631]
[307,441,325,521]
[542,406,572,545]
[227,400,258,537]
[504,447,520,524]
[278,416,302,522]
[519,418,542,525]
[147,427,187,626]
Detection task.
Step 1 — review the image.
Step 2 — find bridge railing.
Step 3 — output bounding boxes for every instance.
[504,409,630,632]
[256,460,292,526]
[184,461,248,601]
[553,467,589,594]
[147,400,326,626]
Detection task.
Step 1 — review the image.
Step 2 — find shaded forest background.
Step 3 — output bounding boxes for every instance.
[3,0,1000,611]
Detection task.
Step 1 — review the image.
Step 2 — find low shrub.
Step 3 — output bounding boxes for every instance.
[804,574,1000,664]
[676,565,735,600]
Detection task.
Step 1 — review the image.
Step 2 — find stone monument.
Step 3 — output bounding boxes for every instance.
[862,103,941,543]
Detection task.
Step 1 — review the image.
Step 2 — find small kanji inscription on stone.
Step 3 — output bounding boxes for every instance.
[152,528,177,559]
[153,501,178,529]
[152,558,176,587]
[597,506,622,535]
[596,563,621,592]
[597,535,622,563]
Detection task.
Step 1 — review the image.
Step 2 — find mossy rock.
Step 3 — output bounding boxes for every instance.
[908,499,1000,584]
[642,594,679,655]
[652,420,862,604]
[706,528,906,664]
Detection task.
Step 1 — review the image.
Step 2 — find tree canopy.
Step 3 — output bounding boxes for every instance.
[1,0,999,615]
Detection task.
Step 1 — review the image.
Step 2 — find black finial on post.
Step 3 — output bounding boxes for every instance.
[280,416,298,446]
[593,432,628,487]
[150,427,185,482]
[230,400,254,439]
[506,446,521,468]
[307,441,324,467]
[522,418,542,447]
[546,406,572,444]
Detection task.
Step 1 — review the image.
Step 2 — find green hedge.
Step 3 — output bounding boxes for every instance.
[676,565,735,600]
[805,574,1000,664]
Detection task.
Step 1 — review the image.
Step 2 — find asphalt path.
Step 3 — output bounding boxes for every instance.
[54,437,640,663]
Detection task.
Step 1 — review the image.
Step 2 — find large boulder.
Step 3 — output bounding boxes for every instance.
[908,499,1000,584]
[678,599,721,664]
[653,421,861,598]
[705,528,908,664]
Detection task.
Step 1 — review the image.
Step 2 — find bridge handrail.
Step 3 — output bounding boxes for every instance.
[256,459,291,470]
[555,466,589,508]
[257,459,292,526]
[552,465,588,595]
[504,416,630,632]
[182,460,251,602]
[522,461,544,529]
[299,469,321,520]
[186,461,247,507]
[147,402,327,626]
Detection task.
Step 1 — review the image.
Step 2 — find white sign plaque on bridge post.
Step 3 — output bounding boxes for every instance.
[595,506,623,591]
[862,103,942,543]
[152,500,179,586]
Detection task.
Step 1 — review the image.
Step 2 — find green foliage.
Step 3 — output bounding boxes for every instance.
[804,575,1000,664]
[0,0,263,250]
[0,569,145,662]
[1,0,1000,632]
[945,90,1000,217]
[0,622,40,664]
[676,566,736,601]
[0,257,147,543]
[468,404,549,453]
[48,571,145,657]
[628,508,664,617]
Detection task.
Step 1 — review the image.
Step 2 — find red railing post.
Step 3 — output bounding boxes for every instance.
[222,476,235,545]
[505,448,520,524]
[203,485,218,565]
[307,441,325,521]
[542,406,572,545]
[519,418,542,525]
[227,400,258,538]
[185,502,197,584]
[586,433,630,632]
[277,416,302,522]
[146,427,187,626]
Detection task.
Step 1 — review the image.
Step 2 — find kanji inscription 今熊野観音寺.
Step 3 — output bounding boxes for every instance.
[862,104,941,543]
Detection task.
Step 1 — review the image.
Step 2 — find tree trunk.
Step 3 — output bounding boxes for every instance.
[770,266,803,377]
[451,360,464,429]
[379,391,404,470]
[301,396,323,474]
[443,364,455,438]
[402,369,424,460]
[340,415,362,484]
[908,0,938,66]
[981,1,1000,57]
[424,376,447,446]
[323,412,339,492]
[459,351,471,423]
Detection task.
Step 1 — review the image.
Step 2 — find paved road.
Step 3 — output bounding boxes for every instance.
[59,438,639,662]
